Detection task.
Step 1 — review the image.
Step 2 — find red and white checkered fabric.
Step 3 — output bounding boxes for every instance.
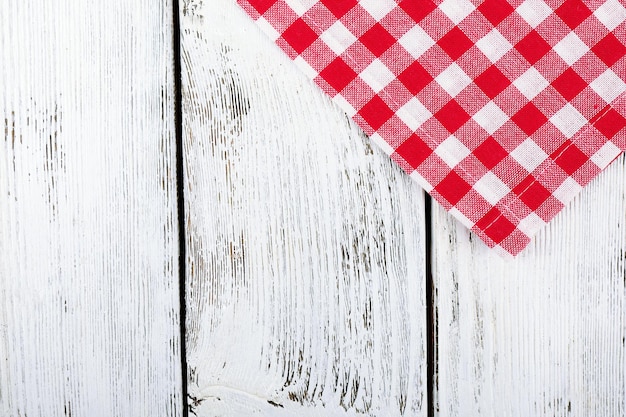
[238,0,626,256]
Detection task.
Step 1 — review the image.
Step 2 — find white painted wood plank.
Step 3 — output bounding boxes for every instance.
[0,2,182,416]
[180,1,427,415]
[432,155,626,417]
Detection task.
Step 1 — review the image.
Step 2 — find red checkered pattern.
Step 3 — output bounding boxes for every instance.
[238,0,626,256]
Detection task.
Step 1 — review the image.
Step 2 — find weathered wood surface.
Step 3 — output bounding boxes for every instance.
[4,1,625,416]
[182,1,626,416]
[180,1,427,416]
[0,2,182,416]
[433,155,626,417]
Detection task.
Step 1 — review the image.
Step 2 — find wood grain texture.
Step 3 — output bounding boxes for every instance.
[180,1,427,415]
[0,1,182,416]
[433,155,626,417]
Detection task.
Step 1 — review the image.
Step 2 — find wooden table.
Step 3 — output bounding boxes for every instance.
[1,1,624,416]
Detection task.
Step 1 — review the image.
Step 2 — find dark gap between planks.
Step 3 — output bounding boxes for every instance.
[424,193,436,417]
[172,1,190,416]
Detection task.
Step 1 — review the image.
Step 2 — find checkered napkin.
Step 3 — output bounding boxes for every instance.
[237,0,626,256]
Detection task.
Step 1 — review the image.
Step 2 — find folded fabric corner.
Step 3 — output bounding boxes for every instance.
[237,0,626,256]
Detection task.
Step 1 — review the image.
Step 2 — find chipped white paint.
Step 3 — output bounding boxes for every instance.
[183,1,626,415]
[0,1,182,416]
[180,1,427,416]
[4,1,623,416]
[433,156,626,417]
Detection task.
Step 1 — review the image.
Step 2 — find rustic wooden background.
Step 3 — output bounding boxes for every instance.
[1,1,624,416]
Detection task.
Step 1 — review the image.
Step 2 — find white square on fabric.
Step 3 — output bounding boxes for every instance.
[594,0,626,31]
[331,93,357,117]
[513,67,549,100]
[510,139,549,172]
[473,102,508,134]
[435,63,472,97]
[397,97,433,131]
[435,135,471,167]
[590,69,626,104]
[516,0,552,28]
[473,172,510,205]
[255,16,281,41]
[438,0,476,24]
[549,104,586,138]
[369,132,395,156]
[475,29,513,63]
[449,207,475,228]
[516,212,546,236]
[398,25,435,58]
[290,0,317,16]
[294,56,319,79]
[553,32,589,66]
[552,177,583,204]
[410,170,434,192]
[359,0,397,20]
[591,141,621,169]
[359,59,395,92]
[321,21,357,55]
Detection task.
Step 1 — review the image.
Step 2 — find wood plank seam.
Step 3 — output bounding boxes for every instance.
[173,0,191,416]
[425,193,436,417]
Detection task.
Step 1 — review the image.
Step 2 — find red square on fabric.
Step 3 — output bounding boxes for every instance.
[399,0,437,23]
[475,66,511,99]
[249,0,277,14]
[594,108,626,139]
[437,27,473,60]
[360,23,396,57]
[552,142,588,175]
[435,171,472,206]
[474,207,500,231]
[555,0,592,30]
[435,101,471,133]
[478,0,514,26]
[515,31,551,65]
[358,95,394,131]
[282,19,318,54]
[592,33,626,67]
[395,134,433,168]
[318,57,358,94]
[398,61,433,94]
[474,137,509,169]
[475,207,516,244]
[320,0,357,18]
[487,217,517,244]
[513,176,551,210]
[552,68,587,101]
[512,103,547,135]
